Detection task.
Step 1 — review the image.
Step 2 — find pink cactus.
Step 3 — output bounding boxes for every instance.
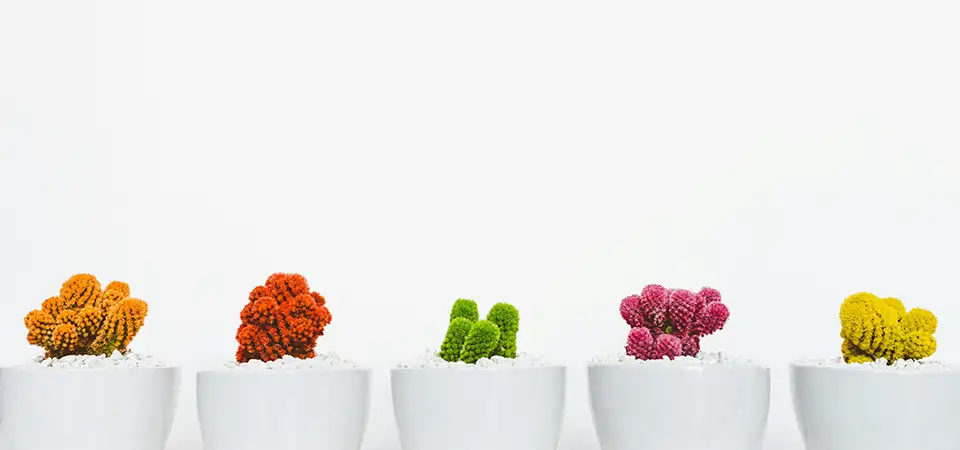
[681,335,700,355]
[626,327,654,360]
[698,302,730,335]
[698,287,721,304]
[668,289,699,333]
[652,334,682,359]
[620,295,643,328]
[622,284,729,360]
[638,284,668,326]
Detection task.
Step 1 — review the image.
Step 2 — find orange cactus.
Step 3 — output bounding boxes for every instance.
[24,274,149,358]
[235,273,332,363]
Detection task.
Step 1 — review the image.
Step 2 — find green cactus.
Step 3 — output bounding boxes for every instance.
[460,320,501,363]
[487,302,519,358]
[439,317,474,361]
[450,298,479,322]
[437,299,520,364]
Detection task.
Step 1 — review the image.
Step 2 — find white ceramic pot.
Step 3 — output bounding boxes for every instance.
[391,366,566,450]
[197,367,371,450]
[588,363,770,450]
[791,363,960,450]
[0,366,181,450]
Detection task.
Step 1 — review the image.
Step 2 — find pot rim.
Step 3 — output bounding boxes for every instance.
[0,365,181,373]
[588,361,769,372]
[197,366,371,376]
[391,364,565,373]
[790,361,960,376]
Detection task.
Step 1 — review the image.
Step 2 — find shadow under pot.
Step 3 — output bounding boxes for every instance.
[196,367,371,450]
[791,362,960,450]
[0,365,181,450]
[391,365,566,450]
[588,362,770,450]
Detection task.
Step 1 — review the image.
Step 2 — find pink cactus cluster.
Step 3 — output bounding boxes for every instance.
[620,284,730,360]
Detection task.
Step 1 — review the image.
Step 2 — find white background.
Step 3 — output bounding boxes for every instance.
[2,1,960,449]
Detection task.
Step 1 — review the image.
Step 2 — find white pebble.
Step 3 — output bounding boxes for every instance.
[795,356,954,372]
[591,351,755,366]
[396,350,548,369]
[229,353,358,370]
[25,351,166,369]
[243,359,266,369]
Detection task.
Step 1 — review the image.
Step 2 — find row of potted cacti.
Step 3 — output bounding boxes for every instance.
[0,273,954,450]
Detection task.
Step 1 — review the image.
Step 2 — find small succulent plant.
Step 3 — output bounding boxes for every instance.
[235,273,332,363]
[439,299,519,363]
[620,285,729,360]
[24,274,149,358]
[839,292,937,364]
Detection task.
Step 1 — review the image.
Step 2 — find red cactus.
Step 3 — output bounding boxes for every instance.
[235,273,332,363]
[621,284,729,360]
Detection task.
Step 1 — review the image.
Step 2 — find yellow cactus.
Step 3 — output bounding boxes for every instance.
[839,292,938,364]
[903,308,937,334]
[882,297,907,320]
[24,274,149,358]
[904,331,937,359]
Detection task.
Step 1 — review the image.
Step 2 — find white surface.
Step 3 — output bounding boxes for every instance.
[223,353,358,370]
[25,350,166,369]
[3,2,960,450]
[589,362,770,450]
[391,366,566,450]
[790,363,960,450]
[0,366,181,450]
[196,368,371,450]
[396,349,547,369]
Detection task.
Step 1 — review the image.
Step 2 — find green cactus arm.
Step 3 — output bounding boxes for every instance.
[486,302,519,358]
[459,320,501,364]
[439,317,474,362]
[450,299,479,323]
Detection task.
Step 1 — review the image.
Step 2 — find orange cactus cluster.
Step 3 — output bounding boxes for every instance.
[235,273,332,363]
[24,274,149,358]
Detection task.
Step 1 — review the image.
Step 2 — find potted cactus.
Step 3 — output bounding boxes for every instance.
[0,274,181,450]
[391,299,566,450]
[588,284,770,450]
[196,273,371,450]
[791,292,960,450]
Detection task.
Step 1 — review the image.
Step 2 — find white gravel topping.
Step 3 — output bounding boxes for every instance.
[592,351,756,366]
[223,353,358,370]
[27,350,166,369]
[795,356,954,371]
[396,349,548,369]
